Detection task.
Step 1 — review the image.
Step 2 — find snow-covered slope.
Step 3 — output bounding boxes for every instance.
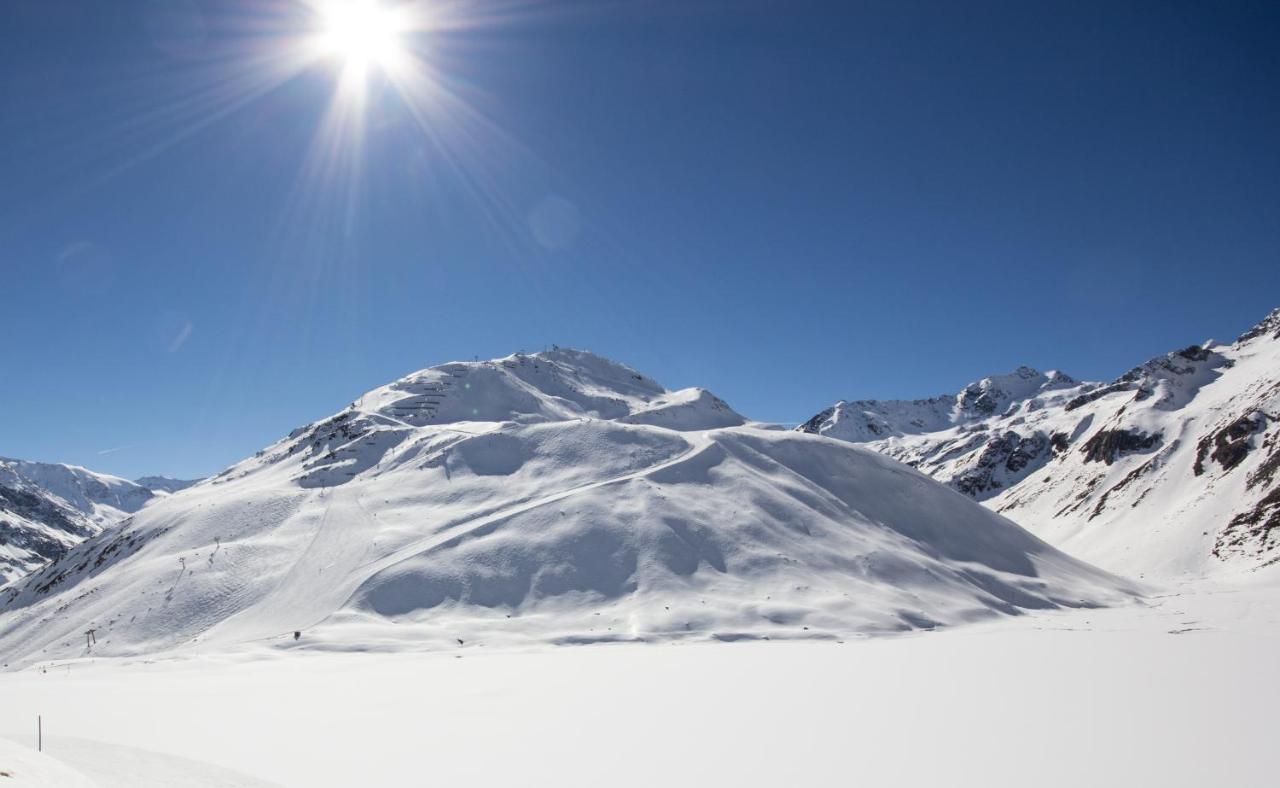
[0,738,98,787]
[0,460,171,586]
[800,307,1280,579]
[0,349,1134,666]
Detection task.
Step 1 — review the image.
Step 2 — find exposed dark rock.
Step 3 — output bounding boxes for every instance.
[1236,308,1280,343]
[1174,345,1211,363]
[1194,413,1267,476]
[960,389,1000,415]
[1216,487,1280,559]
[1079,429,1161,465]
[0,520,70,564]
[1249,440,1280,492]
[796,407,833,435]
[952,431,1049,497]
[0,485,95,540]
[1118,346,1214,384]
[1064,383,1128,412]
[1050,432,1071,454]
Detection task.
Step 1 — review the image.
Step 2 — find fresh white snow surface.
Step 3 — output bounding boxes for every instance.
[0,571,1276,787]
[0,736,274,788]
[0,349,1135,666]
[0,738,97,787]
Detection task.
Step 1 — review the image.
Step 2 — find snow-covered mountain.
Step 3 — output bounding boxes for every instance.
[800,307,1280,579]
[0,349,1134,666]
[0,459,170,586]
[134,476,201,495]
[0,461,200,586]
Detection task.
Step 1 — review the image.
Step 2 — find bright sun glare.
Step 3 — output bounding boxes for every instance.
[317,0,406,74]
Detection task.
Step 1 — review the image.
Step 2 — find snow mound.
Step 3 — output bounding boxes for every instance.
[0,350,1135,666]
[0,737,98,787]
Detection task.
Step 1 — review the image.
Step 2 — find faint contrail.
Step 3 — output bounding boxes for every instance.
[97,445,134,456]
[168,321,194,353]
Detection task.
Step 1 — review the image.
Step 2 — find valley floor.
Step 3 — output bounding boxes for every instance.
[2,571,1278,787]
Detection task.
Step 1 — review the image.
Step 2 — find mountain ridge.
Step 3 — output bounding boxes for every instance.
[799,307,1280,578]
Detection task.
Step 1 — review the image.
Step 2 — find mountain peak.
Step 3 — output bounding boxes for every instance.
[353,348,673,428]
[958,366,1079,416]
[798,365,1088,443]
[134,476,202,495]
[1236,307,1280,345]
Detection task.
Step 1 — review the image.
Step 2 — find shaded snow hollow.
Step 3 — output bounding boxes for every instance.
[0,349,1136,666]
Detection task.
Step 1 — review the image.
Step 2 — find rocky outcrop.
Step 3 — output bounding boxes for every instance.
[1236,308,1280,343]
[952,432,1051,498]
[1195,412,1268,476]
[1079,429,1161,466]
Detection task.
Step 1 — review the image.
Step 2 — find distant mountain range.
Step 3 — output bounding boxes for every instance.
[0,348,1130,666]
[0,462,199,585]
[800,307,1280,579]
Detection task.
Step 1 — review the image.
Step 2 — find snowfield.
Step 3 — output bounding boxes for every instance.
[0,738,97,787]
[1,571,1276,787]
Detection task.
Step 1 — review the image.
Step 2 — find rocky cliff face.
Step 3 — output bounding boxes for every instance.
[800,308,1280,579]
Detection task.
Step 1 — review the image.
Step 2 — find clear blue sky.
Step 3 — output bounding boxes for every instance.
[3,0,1278,480]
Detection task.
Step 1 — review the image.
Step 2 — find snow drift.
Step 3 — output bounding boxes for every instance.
[0,349,1134,666]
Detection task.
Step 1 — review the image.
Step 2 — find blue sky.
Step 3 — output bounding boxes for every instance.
[3,0,1279,480]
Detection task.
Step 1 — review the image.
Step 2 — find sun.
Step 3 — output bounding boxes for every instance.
[315,0,407,74]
